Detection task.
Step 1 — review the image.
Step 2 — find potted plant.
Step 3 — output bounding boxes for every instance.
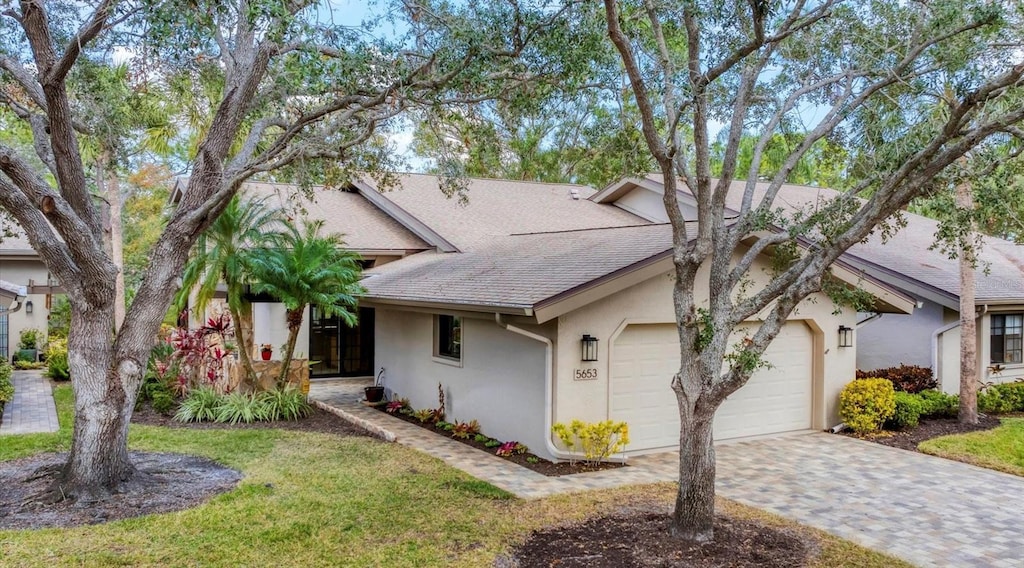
[365,368,385,403]
[260,343,273,361]
[16,328,41,363]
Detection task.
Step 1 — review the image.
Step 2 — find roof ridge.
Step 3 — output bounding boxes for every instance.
[510,223,668,237]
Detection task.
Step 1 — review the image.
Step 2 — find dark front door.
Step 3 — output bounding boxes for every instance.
[310,306,374,378]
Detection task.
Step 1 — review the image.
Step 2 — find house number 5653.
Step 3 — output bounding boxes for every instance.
[573,368,598,380]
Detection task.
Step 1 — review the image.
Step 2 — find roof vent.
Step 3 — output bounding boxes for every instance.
[569,188,580,200]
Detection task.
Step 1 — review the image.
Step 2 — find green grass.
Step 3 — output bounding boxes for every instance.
[919,417,1024,476]
[0,386,911,567]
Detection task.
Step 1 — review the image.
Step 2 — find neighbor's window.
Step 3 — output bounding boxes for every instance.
[435,315,462,361]
[991,314,1023,364]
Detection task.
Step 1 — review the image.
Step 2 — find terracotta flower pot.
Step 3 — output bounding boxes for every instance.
[261,350,272,361]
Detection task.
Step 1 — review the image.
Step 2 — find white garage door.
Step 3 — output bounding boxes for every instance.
[610,322,813,451]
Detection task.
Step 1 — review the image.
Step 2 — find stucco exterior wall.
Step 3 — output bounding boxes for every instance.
[856,301,944,371]
[554,255,858,439]
[0,259,50,358]
[374,309,551,460]
[252,303,310,361]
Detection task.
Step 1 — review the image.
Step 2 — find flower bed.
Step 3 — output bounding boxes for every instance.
[373,401,625,477]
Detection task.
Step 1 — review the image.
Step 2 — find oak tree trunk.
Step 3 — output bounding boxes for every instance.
[672,405,717,542]
[57,304,143,500]
[957,180,978,424]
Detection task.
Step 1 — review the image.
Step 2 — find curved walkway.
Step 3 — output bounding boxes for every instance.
[310,380,1024,567]
[0,370,59,435]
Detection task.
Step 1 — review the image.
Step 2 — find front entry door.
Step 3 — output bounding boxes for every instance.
[310,306,375,378]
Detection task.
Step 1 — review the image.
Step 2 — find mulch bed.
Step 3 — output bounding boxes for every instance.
[132,402,375,438]
[844,414,1003,452]
[376,404,625,477]
[508,510,810,567]
[0,452,242,530]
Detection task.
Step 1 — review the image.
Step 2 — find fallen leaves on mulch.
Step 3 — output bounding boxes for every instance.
[0,452,241,530]
[849,415,1002,452]
[507,510,810,567]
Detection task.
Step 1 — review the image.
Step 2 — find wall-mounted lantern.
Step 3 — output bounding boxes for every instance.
[581,334,599,362]
[25,300,33,314]
[838,325,853,348]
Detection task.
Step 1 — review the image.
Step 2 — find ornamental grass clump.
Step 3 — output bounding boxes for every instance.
[840,378,896,434]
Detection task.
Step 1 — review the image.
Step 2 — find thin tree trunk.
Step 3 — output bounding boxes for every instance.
[957,180,978,424]
[227,301,258,390]
[277,307,303,388]
[672,400,716,542]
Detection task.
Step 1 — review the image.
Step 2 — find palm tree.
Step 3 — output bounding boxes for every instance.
[246,220,364,387]
[176,194,285,385]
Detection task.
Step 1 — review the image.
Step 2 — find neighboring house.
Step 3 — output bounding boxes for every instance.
[655,175,1024,395]
[228,174,913,461]
[0,232,53,359]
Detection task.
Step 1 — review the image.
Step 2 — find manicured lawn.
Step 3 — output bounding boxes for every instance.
[0,386,911,567]
[919,417,1024,476]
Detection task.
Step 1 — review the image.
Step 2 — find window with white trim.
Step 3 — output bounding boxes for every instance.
[435,315,462,362]
[991,313,1023,364]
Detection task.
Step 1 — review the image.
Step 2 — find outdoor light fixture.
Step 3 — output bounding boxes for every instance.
[25,300,33,314]
[838,325,853,348]
[581,334,599,362]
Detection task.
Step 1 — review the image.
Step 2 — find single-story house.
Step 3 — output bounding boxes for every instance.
[0,232,53,359]
[225,174,916,461]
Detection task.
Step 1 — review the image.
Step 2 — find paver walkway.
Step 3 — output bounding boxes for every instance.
[311,379,1024,567]
[0,370,59,435]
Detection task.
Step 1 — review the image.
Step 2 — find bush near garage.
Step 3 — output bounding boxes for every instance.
[978,382,1024,414]
[840,378,896,434]
[886,391,925,430]
[856,364,937,393]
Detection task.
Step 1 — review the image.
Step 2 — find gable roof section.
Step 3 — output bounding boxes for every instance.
[362,224,677,321]
[357,173,648,251]
[639,174,1024,307]
[243,182,431,254]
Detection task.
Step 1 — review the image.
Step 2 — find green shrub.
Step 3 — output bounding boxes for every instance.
[174,387,223,423]
[17,328,41,350]
[918,389,959,418]
[0,360,13,405]
[13,360,45,370]
[979,382,1024,414]
[839,378,896,434]
[886,391,924,430]
[216,392,271,424]
[44,337,70,381]
[151,392,176,416]
[258,388,312,421]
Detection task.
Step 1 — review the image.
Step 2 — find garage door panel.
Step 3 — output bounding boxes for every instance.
[611,322,813,451]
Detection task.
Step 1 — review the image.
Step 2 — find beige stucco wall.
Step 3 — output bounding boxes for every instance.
[0,259,50,358]
[554,255,858,442]
[252,303,311,361]
[374,309,552,460]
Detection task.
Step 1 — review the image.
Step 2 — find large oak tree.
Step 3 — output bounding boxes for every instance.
[0,0,579,501]
[601,0,1024,542]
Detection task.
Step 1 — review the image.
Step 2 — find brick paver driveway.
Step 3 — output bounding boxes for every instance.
[715,434,1024,568]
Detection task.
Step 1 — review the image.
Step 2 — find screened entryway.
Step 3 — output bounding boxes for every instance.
[309,306,374,378]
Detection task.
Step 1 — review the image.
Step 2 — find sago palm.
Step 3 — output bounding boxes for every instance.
[176,194,285,385]
[246,220,364,387]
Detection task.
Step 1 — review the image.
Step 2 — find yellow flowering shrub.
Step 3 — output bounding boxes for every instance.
[552,419,630,464]
[840,378,896,434]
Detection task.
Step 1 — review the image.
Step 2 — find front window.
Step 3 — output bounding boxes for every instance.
[435,315,462,361]
[991,314,1023,364]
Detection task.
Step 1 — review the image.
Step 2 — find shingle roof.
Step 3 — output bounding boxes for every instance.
[359,173,647,251]
[643,174,1024,303]
[0,226,39,255]
[243,182,430,252]
[363,224,675,310]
